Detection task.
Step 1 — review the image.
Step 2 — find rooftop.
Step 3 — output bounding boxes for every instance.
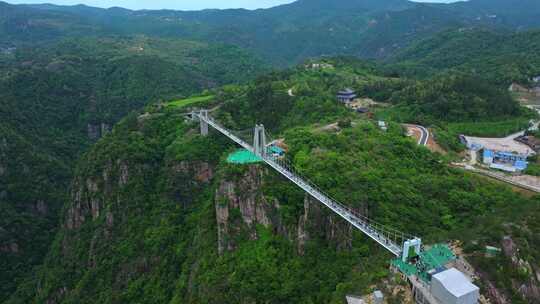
[338,88,356,95]
[227,147,285,164]
[392,244,456,282]
[269,145,284,153]
[227,149,262,164]
[433,268,479,298]
[345,295,364,304]
[463,135,535,156]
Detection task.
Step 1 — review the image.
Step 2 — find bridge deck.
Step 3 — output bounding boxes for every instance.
[199,114,404,257]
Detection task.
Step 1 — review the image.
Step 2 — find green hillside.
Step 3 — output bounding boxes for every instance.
[7,62,539,304]
[2,1,540,303]
[389,29,540,84]
[3,0,540,65]
[0,36,266,301]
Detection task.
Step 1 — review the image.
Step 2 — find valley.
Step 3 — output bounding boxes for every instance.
[1,0,540,303]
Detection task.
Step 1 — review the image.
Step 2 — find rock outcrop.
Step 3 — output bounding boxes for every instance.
[25,200,49,216]
[0,242,19,254]
[87,124,100,140]
[87,123,111,140]
[172,161,214,184]
[501,236,540,303]
[215,165,354,255]
[298,195,354,252]
[215,165,279,253]
[65,177,102,230]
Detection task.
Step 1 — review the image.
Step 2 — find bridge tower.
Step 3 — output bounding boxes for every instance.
[200,110,209,136]
[253,124,266,157]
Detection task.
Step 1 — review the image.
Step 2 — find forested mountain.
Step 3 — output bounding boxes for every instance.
[7,60,540,304]
[389,29,540,84]
[445,0,540,28]
[0,37,265,301]
[2,0,540,303]
[2,0,540,64]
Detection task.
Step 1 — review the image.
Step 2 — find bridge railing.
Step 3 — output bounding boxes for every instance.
[196,113,414,256]
[263,153,409,255]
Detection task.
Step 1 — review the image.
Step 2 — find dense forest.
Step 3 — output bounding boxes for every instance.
[2,0,540,303]
[3,0,540,64]
[389,29,540,84]
[7,63,539,303]
[0,36,266,301]
[369,74,527,123]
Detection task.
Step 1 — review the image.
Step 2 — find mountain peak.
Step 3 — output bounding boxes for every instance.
[280,0,413,11]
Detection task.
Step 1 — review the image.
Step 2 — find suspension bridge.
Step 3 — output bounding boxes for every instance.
[191,109,422,260]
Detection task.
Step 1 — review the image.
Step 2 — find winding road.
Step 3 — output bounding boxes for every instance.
[404,124,430,146]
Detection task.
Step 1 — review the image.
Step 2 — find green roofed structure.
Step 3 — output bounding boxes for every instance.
[227,145,285,165]
[392,244,456,283]
[227,149,262,164]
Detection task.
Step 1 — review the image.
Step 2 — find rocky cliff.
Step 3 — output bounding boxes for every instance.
[215,164,355,256]
[501,236,540,303]
[7,111,387,304]
[8,102,540,304]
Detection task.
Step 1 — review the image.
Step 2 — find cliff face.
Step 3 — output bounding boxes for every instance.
[0,126,68,302]
[87,123,111,141]
[65,159,124,231]
[501,236,540,303]
[36,154,218,303]
[215,165,353,256]
[474,231,540,304]
[64,158,216,233]
[215,166,281,254]
[14,109,362,304]
[11,106,539,304]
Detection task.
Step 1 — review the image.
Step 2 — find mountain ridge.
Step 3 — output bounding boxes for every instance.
[2,0,540,64]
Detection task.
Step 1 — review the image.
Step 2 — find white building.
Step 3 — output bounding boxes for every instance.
[431,268,480,304]
[373,290,384,304]
[345,295,364,304]
[378,121,387,132]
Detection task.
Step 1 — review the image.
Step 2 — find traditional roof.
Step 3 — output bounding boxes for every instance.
[337,88,356,95]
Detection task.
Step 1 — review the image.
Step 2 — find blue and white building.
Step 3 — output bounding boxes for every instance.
[461,135,535,173]
[483,150,529,172]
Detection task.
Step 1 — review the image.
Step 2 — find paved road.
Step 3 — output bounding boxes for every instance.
[404,124,430,146]
[287,88,294,97]
[417,125,430,146]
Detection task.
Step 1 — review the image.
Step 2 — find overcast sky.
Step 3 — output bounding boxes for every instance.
[5,0,462,10]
